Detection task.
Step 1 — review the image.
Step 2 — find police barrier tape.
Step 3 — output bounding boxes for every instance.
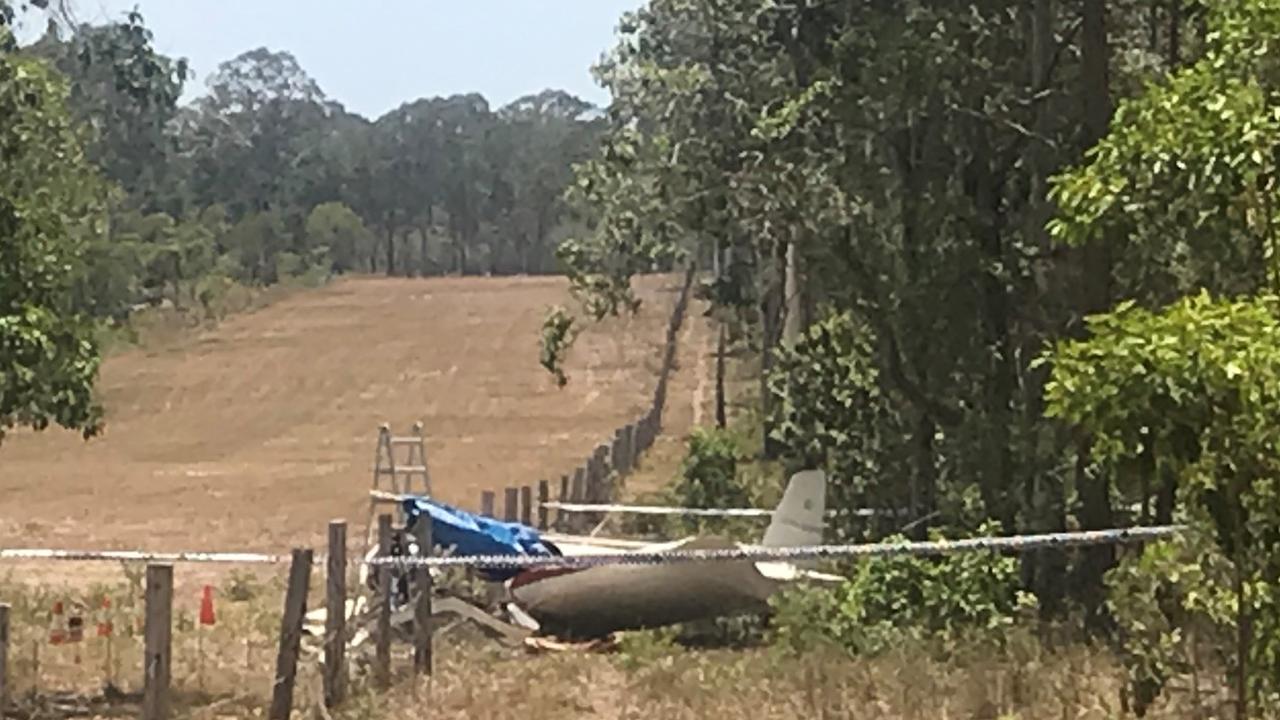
[0,548,290,564]
[0,525,1184,569]
[541,501,889,518]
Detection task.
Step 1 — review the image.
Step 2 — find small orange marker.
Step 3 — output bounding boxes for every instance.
[199,585,216,626]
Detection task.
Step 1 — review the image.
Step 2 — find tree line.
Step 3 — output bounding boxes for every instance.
[17,11,602,325]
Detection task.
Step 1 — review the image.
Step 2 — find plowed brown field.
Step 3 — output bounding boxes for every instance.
[0,273,690,557]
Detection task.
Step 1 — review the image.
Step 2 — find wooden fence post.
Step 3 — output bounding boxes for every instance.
[556,476,569,531]
[597,443,615,505]
[520,486,533,526]
[625,425,636,472]
[593,444,611,500]
[413,515,433,676]
[583,445,609,526]
[375,514,393,689]
[270,548,313,720]
[324,521,347,708]
[480,490,495,518]
[142,563,173,720]
[636,413,651,453]
[626,423,639,467]
[570,467,587,533]
[0,602,9,720]
[537,480,550,530]
[611,430,627,475]
[585,455,599,507]
[504,488,519,522]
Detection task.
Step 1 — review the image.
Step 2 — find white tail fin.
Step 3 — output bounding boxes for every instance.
[760,470,826,547]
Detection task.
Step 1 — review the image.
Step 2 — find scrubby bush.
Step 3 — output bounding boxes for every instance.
[769,522,1034,656]
[1106,521,1241,716]
[676,426,749,510]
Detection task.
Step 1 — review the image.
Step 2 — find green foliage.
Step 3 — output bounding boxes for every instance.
[1049,0,1280,301]
[538,305,578,388]
[767,311,882,469]
[668,427,755,537]
[305,201,371,273]
[766,311,901,537]
[1043,292,1280,710]
[23,9,190,198]
[614,627,681,671]
[676,427,748,509]
[0,32,105,442]
[1106,522,1239,716]
[769,522,1033,656]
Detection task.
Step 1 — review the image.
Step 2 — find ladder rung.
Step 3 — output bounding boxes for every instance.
[389,437,421,445]
[377,466,429,474]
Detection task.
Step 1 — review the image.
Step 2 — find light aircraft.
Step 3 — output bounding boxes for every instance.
[397,469,842,639]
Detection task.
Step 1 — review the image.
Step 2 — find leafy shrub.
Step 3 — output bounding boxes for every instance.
[672,427,757,537]
[1044,292,1280,713]
[274,251,305,279]
[1106,520,1241,717]
[769,522,1034,656]
[676,427,749,509]
[766,310,908,540]
[539,305,578,387]
[615,627,681,670]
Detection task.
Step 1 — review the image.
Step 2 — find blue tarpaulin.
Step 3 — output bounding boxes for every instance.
[401,496,560,581]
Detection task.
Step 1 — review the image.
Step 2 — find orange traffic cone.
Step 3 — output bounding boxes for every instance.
[48,601,67,645]
[199,585,216,626]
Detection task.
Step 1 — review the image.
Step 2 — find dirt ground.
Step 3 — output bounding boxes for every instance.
[0,274,708,567]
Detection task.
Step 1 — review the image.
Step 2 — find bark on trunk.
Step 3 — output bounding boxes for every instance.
[758,241,785,460]
[783,239,802,345]
[1075,0,1118,634]
[715,322,727,429]
[385,226,396,277]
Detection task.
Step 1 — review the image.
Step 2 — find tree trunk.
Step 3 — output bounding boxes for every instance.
[1021,0,1068,613]
[715,322,727,429]
[419,205,434,277]
[966,116,1017,530]
[783,239,802,345]
[911,412,937,540]
[385,226,396,277]
[1073,0,1118,635]
[758,241,785,459]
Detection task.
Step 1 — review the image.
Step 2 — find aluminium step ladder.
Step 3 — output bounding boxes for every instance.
[364,421,433,556]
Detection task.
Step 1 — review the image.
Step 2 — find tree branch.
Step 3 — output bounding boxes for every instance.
[839,228,965,428]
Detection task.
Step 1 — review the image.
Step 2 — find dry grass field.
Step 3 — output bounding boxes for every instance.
[0,564,1215,720]
[0,273,712,589]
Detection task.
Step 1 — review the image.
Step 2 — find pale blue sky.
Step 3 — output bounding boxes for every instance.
[19,1,642,118]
